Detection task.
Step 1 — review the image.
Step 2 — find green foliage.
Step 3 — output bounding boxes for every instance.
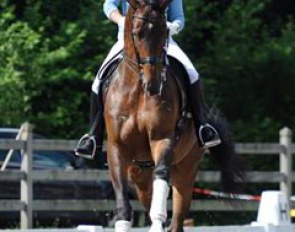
[0,0,115,138]
[192,0,295,142]
[0,0,294,142]
[0,17,41,125]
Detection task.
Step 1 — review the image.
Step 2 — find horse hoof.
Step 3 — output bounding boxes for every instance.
[149,220,165,232]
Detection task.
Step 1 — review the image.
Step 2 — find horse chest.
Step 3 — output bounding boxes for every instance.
[118,106,174,141]
[106,81,177,142]
[118,113,146,138]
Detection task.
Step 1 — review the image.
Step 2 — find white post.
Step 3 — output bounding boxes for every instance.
[279,127,292,206]
[20,122,33,229]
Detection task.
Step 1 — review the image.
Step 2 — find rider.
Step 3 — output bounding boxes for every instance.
[75,0,221,159]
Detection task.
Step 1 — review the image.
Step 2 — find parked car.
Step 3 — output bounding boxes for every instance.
[0,128,84,170]
[0,128,114,228]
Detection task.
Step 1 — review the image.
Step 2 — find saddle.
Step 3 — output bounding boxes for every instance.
[167,56,191,141]
[98,51,123,87]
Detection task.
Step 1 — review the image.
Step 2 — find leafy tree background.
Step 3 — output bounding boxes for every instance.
[1,0,294,141]
[0,0,294,226]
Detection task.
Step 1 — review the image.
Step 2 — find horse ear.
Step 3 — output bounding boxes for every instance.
[159,0,172,10]
[127,0,139,9]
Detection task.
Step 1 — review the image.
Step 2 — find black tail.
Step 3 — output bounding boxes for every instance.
[208,109,246,194]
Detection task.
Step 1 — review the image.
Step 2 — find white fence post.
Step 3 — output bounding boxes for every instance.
[279,127,292,206]
[20,122,33,229]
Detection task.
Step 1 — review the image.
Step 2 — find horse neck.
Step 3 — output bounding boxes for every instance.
[123,8,137,60]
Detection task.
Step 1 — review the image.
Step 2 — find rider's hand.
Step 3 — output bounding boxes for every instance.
[167,21,181,36]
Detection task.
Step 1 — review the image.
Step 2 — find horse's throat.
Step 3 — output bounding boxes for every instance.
[142,72,165,96]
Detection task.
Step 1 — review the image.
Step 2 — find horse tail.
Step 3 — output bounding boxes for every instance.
[208,109,246,194]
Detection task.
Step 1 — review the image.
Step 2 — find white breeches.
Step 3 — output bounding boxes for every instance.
[167,38,199,84]
[92,37,199,94]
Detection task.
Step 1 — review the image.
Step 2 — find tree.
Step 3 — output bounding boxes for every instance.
[181,0,295,142]
[0,0,115,138]
[1,0,294,142]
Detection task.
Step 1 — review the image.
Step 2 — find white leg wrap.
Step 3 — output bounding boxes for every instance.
[148,219,164,232]
[149,179,170,223]
[115,220,131,232]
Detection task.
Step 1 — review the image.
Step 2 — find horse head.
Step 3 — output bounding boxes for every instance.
[125,0,172,95]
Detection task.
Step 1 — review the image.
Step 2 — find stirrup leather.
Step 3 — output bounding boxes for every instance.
[75,134,97,160]
[198,123,221,148]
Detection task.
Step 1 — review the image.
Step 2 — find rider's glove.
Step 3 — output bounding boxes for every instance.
[167,21,181,36]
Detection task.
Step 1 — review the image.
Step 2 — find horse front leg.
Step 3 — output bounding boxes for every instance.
[169,147,201,232]
[107,143,132,232]
[148,138,173,232]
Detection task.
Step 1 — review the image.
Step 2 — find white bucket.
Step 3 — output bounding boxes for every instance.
[255,191,291,226]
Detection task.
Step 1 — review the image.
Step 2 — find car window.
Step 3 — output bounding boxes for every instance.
[0,150,74,170]
[0,131,22,163]
[34,151,75,169]
[0,132,17,139]
[0,130,76,170]
[0,150,22,162]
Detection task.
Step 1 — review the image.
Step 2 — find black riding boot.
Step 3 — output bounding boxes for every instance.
[188,80,221,149]
[75,91,104,159]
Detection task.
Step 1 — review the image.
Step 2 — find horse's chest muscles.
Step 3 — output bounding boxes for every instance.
[106,77,178,142]
[111,100,164,142]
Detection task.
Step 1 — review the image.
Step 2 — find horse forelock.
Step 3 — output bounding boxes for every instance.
[144,0,161,11]
[135,0,169,13]
[131,0,172,11]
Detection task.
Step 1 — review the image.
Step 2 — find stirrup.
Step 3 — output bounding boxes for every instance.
[198,123,221,149]
[74,134,97,160]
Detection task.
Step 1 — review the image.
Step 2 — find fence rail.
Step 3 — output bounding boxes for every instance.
[0,170,293,182]
[0,123,294,229]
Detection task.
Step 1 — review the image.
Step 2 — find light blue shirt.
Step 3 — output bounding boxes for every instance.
[103,0,185,39]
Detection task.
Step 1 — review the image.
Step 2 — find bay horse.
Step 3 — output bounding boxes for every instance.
[103,0,244,231]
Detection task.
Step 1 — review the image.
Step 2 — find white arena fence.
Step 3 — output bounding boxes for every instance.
[0,123,294,229]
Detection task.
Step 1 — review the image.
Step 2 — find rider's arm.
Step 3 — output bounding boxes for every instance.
[167,0,185,35]
[103,0,125,27]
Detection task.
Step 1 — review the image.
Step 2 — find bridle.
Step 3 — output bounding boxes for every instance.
[123,0,170,95]
[125,1,169,68]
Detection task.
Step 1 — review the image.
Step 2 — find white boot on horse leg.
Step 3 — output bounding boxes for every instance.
[115,220,131,232]
[149,179,170,232]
